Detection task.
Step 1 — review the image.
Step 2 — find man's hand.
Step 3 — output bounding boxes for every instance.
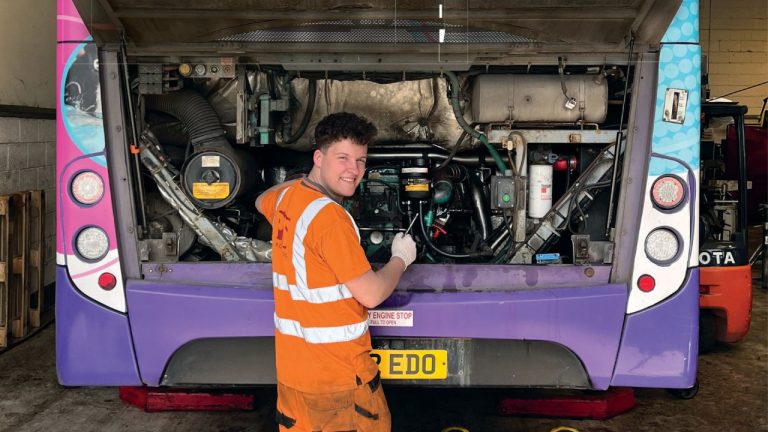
[391,233,417,269]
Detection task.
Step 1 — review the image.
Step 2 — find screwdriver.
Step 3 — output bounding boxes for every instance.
[404,214,419,236]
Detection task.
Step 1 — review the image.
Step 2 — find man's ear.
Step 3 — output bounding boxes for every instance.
[313,149,323,167]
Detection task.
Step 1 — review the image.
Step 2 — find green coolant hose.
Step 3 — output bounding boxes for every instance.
[443,71,508,173]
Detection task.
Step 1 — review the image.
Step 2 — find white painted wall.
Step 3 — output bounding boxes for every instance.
[0,0,56,287]
[701,0,768,118]
[0,0,56,108]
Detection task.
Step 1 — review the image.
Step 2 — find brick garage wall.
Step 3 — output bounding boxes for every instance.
[0,117,56,285]
[701,0,768,118]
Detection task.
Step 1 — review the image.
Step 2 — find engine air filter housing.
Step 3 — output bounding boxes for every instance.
[181,149,254,209]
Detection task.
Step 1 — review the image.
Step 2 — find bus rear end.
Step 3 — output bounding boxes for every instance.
[57,0,701,391]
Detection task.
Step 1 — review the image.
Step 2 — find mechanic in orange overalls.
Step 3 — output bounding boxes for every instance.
[256,112,417,432]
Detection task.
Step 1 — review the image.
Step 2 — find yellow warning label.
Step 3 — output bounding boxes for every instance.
[192,182,230,199]
[405,184,430,192]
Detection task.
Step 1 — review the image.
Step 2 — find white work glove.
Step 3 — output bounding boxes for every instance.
[391,232,417,269]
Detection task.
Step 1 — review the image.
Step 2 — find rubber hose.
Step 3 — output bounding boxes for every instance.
[443,71,507,172]
[145,90,229,150]
[469,175,492,240]
[418,202,471,259]
[283,79,317,144]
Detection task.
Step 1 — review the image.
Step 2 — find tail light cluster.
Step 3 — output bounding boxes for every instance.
[635,175,687,296]
[69,170,116,294]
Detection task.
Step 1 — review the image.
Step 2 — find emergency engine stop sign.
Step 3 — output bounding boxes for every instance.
[368,310,414,327]
[370,350,448,379]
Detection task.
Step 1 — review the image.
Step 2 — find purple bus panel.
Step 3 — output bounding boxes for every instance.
[128,263,626,389]
[56,267,142,386]
[611,268,699,388]
[126,279,275,386]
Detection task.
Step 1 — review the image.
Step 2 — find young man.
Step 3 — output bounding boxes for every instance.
[256,112,417,432]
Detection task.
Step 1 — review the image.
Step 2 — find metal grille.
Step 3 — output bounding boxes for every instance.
[219,20,535,44]
[301,19,462,28]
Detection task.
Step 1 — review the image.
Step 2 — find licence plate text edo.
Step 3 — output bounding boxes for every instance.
[370,349,448,379]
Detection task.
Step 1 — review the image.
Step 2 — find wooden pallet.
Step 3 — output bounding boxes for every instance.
[28,191,44,328]
[0,196,9,348]
[9,192,30,340]
[0,190,47,349]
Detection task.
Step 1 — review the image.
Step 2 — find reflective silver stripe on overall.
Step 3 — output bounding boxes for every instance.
[273,272,353,304]
[274,313,369,344]
[292,197,337,298]
[275,188,289,208]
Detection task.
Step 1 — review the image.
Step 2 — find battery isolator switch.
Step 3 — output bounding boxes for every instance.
[491,176,516,209]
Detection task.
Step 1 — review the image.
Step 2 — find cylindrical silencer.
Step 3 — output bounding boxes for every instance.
[471,75,608,123]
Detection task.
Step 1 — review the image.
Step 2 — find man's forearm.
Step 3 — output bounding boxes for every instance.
[345,258,407,309]
[372,257,407,300]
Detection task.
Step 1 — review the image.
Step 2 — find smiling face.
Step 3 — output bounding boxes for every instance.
[309,138,368,200]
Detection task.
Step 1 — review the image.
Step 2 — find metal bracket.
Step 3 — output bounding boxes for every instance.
[571,234,614,264]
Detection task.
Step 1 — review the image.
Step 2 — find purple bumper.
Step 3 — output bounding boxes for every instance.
[58,262,699,390]
[128,264,627,388]
[55,266,142,386]
[611,268,699,388]
[125,277,276,386]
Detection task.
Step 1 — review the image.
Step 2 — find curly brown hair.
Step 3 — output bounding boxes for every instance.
[314,112,377,151]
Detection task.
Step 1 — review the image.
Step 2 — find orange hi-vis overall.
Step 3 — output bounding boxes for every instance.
[260,179,389,431]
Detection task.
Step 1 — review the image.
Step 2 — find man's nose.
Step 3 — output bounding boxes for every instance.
[347,160,361,175]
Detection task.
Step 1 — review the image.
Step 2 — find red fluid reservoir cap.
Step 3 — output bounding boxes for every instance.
[553,156,577,172]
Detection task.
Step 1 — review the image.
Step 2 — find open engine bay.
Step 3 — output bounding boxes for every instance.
[104,60,633,266]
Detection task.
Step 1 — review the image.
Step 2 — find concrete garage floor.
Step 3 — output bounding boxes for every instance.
[1,282,766,432]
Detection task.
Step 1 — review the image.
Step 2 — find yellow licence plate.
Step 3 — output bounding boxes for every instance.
[370,349,448,379]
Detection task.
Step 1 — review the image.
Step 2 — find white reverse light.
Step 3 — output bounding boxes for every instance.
[645,228,680,265]
[75,227,109,261]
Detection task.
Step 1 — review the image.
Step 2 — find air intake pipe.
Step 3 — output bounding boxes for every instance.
[146,90,255,209]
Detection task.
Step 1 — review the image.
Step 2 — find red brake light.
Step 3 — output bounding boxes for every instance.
[651,175,685,210]
[637,275,656,292]
[71,171,105,205]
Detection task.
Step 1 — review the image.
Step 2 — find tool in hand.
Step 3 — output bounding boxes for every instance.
[404,214,419,236]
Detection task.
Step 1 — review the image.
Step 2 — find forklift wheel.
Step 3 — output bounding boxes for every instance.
[668,380,699,400]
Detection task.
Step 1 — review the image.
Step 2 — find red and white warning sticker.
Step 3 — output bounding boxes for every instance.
[369,310,414,327]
